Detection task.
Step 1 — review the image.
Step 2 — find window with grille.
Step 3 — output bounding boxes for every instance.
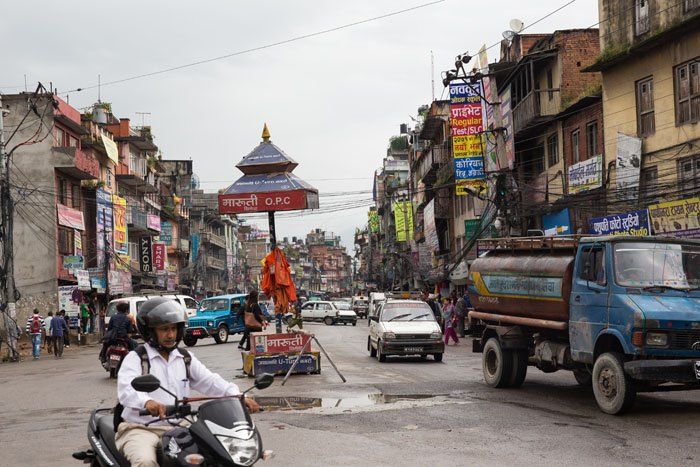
[547,134,559,167]
[58,178,69,205]
[677,155,700,196]
[635,0,649,35]
[571,130,580,164]
[71,184,81,209]
[586,121,598,157]
[640,166,658,203]
[675,58,700,125]
[58,227,74,255]
[636,77,655,136]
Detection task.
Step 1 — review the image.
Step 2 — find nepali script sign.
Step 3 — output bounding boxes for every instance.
[648,197,700,238]
[568,155,602,194]
[480,274,563,299]
[251,332,312,355]
[450,82,486,195]
[589,210,651,236]
[219,190,308,214]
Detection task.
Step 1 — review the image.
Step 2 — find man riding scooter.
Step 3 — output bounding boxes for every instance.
[116,297,260,467]
[99,302,136,363]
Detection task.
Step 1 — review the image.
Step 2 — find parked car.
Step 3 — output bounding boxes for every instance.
[184,294,247,346]
[333,301,358,326]
[351,295,369,318]
[298,300,340,325]
[368,292,386,320]
[368,299,444,362]
[105,294,198,326]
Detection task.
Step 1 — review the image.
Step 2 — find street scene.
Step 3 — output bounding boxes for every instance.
[1,1,700,466]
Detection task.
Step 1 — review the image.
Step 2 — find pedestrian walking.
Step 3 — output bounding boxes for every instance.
[442,298,459,345]
[88,297,97,334]
[60,310,71,348]
[25,309,45,360]
[44,311,54,355]
[238,290,266,351]
[50,309,69,358]
[80,300,90,334]
[455,292,470,338]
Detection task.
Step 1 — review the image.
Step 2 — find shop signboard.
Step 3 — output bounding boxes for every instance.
[160,221,173,245]
[140,236,153,273]
[648,197,700,238]
[112,195,128,255]
[147,214,161,232]
[57,204,85,231]
[393,201,414,242]
[589,210,651,236]
[568,155,603,194]
[543,209,571,237]
[450,81,486,195]
[616,133,642,200]
[96,189,113,268]
[251,333,312,355]
[58,286,81,316]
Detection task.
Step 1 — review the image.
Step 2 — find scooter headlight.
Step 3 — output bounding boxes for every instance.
[218,435,260,466]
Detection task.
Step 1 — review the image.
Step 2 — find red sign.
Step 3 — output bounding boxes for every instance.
[251,332,312,355]
[218,190,308,214]
[57,204,85,231]
[152,243,166,270]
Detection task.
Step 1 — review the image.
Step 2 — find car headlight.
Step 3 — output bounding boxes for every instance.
[382,332,396,340]
[207,321,214,327]
[218,436,260,466]
[645,332,668,347]
[430,332,442,339]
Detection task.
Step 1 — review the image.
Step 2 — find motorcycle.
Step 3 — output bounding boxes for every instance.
[101,338,131,378]
[73,373,275,466]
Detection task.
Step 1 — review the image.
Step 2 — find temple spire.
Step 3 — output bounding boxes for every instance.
[262,123,270,142]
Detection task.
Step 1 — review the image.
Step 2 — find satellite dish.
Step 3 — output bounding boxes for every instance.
[502,30,515,41]
[509,18,524,33]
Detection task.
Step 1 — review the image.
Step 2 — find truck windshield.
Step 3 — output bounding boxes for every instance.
[199,299,229,311]
[614,242,700,289]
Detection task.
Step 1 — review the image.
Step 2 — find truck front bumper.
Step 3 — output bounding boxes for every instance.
[625,359,700,383]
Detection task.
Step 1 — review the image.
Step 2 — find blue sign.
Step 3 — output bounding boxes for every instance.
[454,157,485,180]
[449,82,482,104]
[543,208,571,236]
[589,210,651,236]
[191,234,200,262]
[160,221,173,245]
[252,353,320,376]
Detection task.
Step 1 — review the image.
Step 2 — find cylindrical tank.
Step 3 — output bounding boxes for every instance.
[468,249,575,322]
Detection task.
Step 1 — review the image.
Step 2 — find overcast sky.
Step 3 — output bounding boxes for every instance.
[1,0,598,251]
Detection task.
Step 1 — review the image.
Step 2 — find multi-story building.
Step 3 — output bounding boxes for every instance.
[586,1,700,234]
[306,229,352,294]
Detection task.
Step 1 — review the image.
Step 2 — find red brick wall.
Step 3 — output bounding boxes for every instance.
[555,30,601,104]
[562,100,604,169]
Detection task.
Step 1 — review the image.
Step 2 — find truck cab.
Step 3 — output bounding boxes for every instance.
[184,294,248,347]
[469,235,700,414]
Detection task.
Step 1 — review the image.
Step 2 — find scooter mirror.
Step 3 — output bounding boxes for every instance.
[131,374,162,393]
[254,373,274,390]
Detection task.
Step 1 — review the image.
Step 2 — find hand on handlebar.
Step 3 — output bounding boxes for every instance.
[245,397,261,413]
[144,399,167,419]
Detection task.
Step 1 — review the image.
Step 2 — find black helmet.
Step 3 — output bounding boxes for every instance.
[137,297,187,351]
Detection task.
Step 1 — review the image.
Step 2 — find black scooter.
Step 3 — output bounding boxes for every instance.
[73,373,274,466]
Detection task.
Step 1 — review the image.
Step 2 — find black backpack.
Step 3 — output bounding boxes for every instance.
[113,345,192,431]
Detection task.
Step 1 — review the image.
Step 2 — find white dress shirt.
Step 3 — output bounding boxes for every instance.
[118,343,241,425]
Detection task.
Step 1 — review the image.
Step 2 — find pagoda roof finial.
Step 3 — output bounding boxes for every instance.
[262,123,270,142]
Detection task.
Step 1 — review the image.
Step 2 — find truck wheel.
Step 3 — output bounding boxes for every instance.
[482,337,513,388]
[508,349,528,388]
[573,369,592,387]
[213,325,229,344]
[324,316,335,326]
[368,337,377,357]
[377,341,386,362]
[592,352,636,415]
[183,335,197,347]
[352,321,357,326]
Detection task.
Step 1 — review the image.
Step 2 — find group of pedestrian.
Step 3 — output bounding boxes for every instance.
[237,290,268,351]
[422,289,473,346]
[26,308,70,359]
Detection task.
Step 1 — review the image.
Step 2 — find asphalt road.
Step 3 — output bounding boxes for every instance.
[1,322,699,466]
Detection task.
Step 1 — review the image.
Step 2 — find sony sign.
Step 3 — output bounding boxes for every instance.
[139,236,153,273]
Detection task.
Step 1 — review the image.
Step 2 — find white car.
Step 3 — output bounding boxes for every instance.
[333,301,358,326]
[299,300,341,325]
[368,299,444,362]
[105,294,198,325]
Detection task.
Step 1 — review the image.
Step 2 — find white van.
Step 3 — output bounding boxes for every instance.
[105,294,198,325]
[367,292,386,323]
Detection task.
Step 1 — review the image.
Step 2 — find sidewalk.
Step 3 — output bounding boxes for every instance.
[1,331,101,363]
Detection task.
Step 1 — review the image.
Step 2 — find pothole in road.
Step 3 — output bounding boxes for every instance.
[256,393,437,412]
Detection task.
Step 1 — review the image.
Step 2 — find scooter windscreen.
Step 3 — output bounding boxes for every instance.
[198,399,261,466]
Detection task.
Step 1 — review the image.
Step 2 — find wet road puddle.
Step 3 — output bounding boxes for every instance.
[257,394,437,412]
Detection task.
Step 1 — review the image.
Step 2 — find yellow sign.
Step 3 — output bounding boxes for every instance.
[102,134,119,164]
[393,201,414,242]
[112,195,128,254]
[648,197,700,237]
[456,180,488,196]
[453,135,483,157]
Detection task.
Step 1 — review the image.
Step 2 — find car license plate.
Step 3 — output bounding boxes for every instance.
[110,354,121,361]
[192,330,203,336]
[695,361,700,380]
[405,347,423,353]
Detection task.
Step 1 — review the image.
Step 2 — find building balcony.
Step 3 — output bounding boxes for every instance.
[116,162,158,193]
[202,232,227,249]
[127,206,159,234]
[415,145,450,185]
[206,256,226,270]
[167,238,190,255]
[53,147,100,180]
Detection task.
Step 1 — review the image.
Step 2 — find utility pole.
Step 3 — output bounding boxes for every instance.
[0,94,19,361]
[102,208,110,301]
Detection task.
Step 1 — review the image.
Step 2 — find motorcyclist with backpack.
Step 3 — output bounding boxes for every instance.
[25,309,45,360]
[99,301,137,363]
[116,297,260,467]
